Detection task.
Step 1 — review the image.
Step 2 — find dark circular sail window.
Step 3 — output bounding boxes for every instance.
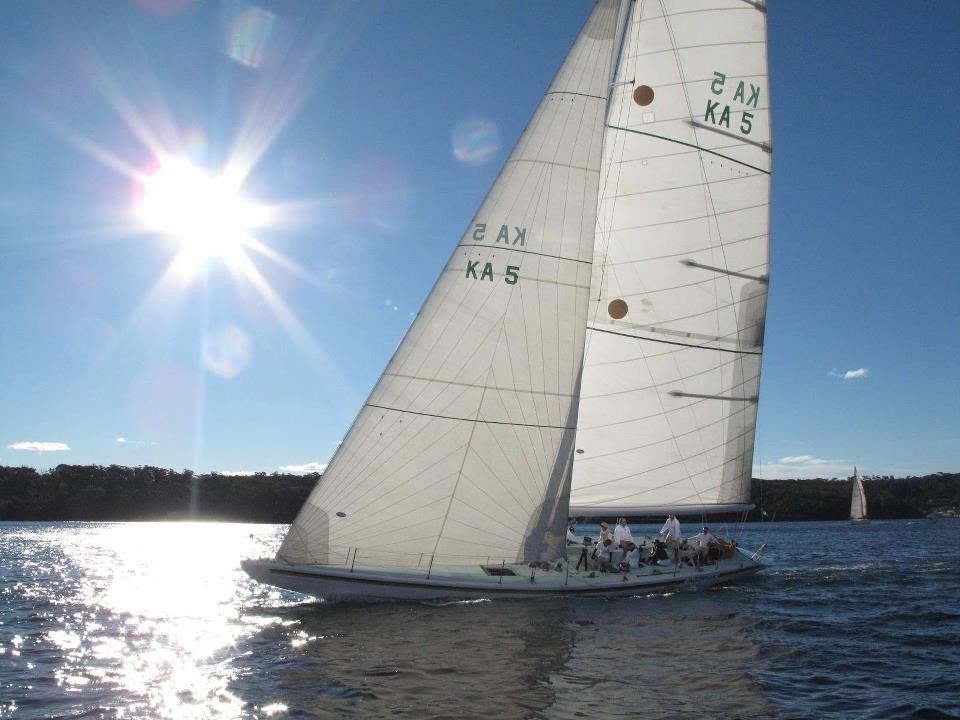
[633,85,655,106]
[608,298,628,319]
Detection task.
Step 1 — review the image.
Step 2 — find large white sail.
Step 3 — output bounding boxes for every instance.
[571,0,772,516]
[279,1,626,567]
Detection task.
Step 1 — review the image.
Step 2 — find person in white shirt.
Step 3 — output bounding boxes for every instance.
[619,542,641,571]
[659,514,681,562]
[598,521,613,546]
[613,517,634,549]
[566,525,580,545]
[691,526,717,569]
[659,514,681,541]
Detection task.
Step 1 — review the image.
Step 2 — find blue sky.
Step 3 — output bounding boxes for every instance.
[0,1,957,479]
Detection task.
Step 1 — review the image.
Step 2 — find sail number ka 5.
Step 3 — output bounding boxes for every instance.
[466,222,524,284]
[466,260,519,284]
[705,71,761,135]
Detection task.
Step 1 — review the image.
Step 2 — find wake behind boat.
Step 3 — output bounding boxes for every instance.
[244,0,772,601]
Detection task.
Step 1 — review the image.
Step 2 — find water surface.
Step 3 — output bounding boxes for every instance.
[1,520,957,719]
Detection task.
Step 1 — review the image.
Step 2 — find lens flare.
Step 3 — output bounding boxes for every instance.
[182,127,208,166]
[202,325,252,379]
[452,116,500,166]
[227,6,276,69]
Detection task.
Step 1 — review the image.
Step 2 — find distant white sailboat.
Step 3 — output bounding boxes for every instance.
[850,467,868,522]
[244,0,772,601]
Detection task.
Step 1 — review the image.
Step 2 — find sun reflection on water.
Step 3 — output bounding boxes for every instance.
[12,522,294,719]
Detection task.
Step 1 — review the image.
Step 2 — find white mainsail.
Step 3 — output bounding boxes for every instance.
[571,0,772,516]
[279,0,626,567]
[850,468,868,521]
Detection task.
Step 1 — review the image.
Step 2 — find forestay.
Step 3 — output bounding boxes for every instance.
[571,0,772,516]
[279,1,627,567]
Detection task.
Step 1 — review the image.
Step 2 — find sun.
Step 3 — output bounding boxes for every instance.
[137,158,261,265]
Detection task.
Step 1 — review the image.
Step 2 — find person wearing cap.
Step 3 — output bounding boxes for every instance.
[566,525,581,545]
[598,521,614,546]
[691,525,717,569]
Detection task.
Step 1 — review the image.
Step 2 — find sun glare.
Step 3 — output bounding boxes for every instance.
[137,158,260,264]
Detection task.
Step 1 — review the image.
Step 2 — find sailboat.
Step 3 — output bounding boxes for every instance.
[243,0,772,601]
[849,467,868,522]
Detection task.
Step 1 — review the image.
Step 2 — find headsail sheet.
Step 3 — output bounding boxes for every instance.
[572,0,772,515]
[280,1,626,566]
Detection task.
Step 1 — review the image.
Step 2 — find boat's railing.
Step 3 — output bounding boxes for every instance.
[317,544,550,578]
[322,535,713,574]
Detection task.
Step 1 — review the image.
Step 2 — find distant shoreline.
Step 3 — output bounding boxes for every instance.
[1,465,957,524]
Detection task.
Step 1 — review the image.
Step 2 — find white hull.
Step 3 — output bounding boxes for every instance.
[242,548,763,602]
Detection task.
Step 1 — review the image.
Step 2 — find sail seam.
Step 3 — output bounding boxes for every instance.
[507,157,601,174]
[456,243,591,265]
[380,371,577,399]
[601,139,767,169]
[577,403,755,455]
[600,236,766,266]
[573,425,756,494]
[604,125,770,175]
[365,403,577,431]
[586,326,762,354]
[601,172,765,201]
[543,90,606,101]
[629,40,766,61]
[582,262,767,297]
[604,200,769,232]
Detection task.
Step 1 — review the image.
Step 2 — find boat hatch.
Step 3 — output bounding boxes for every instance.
[480,566,517,577]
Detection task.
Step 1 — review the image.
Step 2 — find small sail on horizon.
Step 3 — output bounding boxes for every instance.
[571,0,772,517]
[850,467,868,521]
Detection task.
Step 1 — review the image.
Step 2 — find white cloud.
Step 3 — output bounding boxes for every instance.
[754,454,854,479]
[219,470,256,476]
[7,441,71,453]
[116,437,127,443]
[280,462,327,474]
[778,455,821,464]
[829,367,869,380]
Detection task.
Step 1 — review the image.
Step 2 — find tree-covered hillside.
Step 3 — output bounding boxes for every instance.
[0,465,957,523]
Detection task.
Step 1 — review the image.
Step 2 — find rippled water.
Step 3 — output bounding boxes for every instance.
[1,520,957,719]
